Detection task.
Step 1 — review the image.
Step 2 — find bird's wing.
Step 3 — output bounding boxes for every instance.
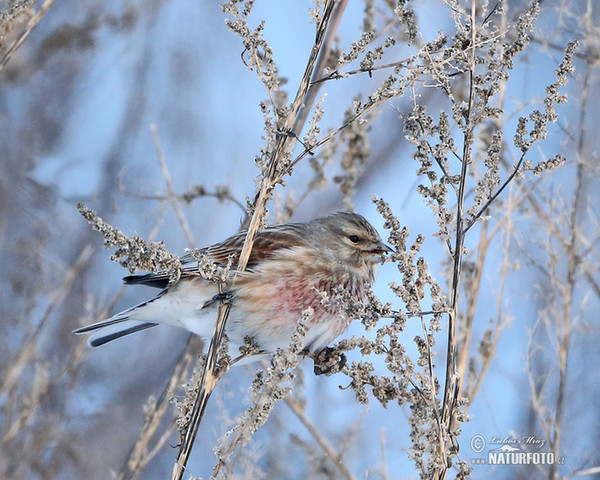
[123,223,308,288]
[203,224,307,268]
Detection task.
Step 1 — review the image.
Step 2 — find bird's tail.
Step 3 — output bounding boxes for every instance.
[73,297,161,347]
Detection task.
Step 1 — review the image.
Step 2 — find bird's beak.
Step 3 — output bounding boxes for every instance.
[381,242,394,255]
[366,241,394,263]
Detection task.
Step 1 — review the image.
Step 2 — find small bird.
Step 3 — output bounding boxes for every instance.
[74,212,392,358]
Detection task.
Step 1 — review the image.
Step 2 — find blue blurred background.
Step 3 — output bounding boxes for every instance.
[1,0,598,478]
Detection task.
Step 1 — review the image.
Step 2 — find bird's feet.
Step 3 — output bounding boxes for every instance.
[312,347,347,376]
[202,291,234,308]
[213,291,233,303]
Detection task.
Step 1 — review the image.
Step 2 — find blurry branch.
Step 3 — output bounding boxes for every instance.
[284,395,358,480]
[380,430,389,480]
[0,245,93,404]
[547,58,590,480]
[531,35,597,62]
[150,124,196,247]
[522,19,592,480]
[116,335,203,480]
[457,190,512,400]
[0,0,56,71]
[2,364,49,444]
[460,188,514,400]
[1,245,92,451]
[170,3,341,478]
[561,466,600,479]
[456,221,488,384]
[508,168,600,299]
[118,180,247,214]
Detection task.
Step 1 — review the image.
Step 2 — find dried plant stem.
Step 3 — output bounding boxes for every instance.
[292,0,348,135]
[0,0,56,71]
[462,152,526,235]
[438,78,469,459]
[119,180,247,214]
[419,315,445,462]
[2,246,93,448]
[170,4,340,477]
[438,2,477,476]
[170,284,232,480]
[284,0,336,140]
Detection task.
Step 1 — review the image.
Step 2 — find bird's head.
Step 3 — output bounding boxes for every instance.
[310,212,393,282]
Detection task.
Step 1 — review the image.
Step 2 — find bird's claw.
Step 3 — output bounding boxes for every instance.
[212,291,233,303]
[312,347,347,376]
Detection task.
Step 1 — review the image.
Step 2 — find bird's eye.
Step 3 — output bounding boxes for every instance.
[348,235,360,243]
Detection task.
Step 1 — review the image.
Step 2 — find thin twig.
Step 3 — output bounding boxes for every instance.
[462,152,526,235]
[282,90,395,179]
[284,395,358,480]
[382,309,444,319]
[141,423,177,469]
[151,125,196,247]
[310,59,409,85]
